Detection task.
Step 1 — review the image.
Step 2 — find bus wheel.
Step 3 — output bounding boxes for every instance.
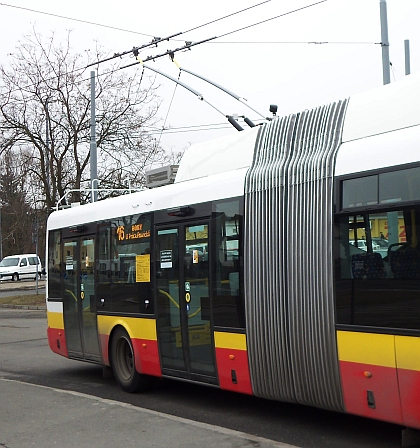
[110,327,151,393]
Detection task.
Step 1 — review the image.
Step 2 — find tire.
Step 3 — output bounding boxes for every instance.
[34,272,41,280]
[12,273,19,281]
[110,327,153,393]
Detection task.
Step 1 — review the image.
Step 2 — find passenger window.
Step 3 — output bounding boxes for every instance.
[335,207,420,330]
[48,230,62,298]
[212,199,245,328]
[20,259,27,267]
[97,214,153,314]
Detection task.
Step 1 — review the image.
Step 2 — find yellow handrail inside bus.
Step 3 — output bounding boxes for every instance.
[65,289,78,302]
[159,289,179,308]
[188,307,202,318]
[158,289,202,318]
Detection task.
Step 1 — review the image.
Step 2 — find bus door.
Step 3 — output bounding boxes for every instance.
[62,236,101,362]
[155,222,216,383]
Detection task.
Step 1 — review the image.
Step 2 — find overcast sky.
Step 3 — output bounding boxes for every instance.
[1,0,419,156]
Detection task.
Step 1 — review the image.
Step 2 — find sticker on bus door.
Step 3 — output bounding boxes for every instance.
[66,256,74,270]
[160,250,173,269]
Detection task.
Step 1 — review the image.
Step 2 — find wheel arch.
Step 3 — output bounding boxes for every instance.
[98,316,138,367]
[108,323,142,374]
[108,323,155,392]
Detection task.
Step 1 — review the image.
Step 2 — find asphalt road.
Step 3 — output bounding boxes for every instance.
[1,306,419,448]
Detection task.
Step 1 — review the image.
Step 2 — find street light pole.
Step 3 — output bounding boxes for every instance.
[34,217,39,294]
[45,99,50,195]
[379,0,391,85]
[90,71,98,203]
[0,203,3,261]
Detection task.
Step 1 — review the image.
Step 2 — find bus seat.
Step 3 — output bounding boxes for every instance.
[389,247,420,279]
[352,252,386,279]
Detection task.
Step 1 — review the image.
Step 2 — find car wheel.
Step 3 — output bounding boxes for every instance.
[110,327,153,393]
[34,272,41,280]
[12,273,19,281]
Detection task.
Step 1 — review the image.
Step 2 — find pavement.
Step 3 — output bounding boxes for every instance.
[0,379,298,448]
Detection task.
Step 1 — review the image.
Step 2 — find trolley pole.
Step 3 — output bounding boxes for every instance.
[404,39,411,75]
[90,71,98,203]
[379,0,391,85]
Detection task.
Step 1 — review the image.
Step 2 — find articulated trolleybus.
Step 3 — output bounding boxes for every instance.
[47,72,420,432]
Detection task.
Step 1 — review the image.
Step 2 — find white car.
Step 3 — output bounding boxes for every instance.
[0,254,42,281]
[349,240,380,251]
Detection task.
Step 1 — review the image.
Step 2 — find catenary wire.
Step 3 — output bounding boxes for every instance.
[0,0,379,140]
[0,2,155,37]
[218,0,327,39]
[0,1,276,99]
[0,0,333,102]
[0,2,380,46]
[0,1,274,43]
[211,40,381,44]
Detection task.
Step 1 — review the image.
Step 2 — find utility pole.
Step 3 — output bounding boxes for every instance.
[379,0,391,85]
[0,203,3,261]
[45,99,50,200]
[404,39,411,75]
[34,217,39,294]
[90,71,98,203]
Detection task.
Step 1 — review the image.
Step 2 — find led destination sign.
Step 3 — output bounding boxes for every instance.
[116,223,150,243]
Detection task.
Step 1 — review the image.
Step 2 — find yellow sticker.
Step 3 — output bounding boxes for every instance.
[136,254,150,282]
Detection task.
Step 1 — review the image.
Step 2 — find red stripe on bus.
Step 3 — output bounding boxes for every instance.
[398,368,420,429]
[215,347,252,395]
[99,334,110,366]
[47,327,68,358]
[132,338,162,377]
[339,360,403,425]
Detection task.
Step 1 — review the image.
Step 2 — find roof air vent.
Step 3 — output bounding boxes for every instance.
[145,165,178,188]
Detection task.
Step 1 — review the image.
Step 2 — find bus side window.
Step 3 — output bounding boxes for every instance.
[335,207,420,330]
[97,215,153,314]
[212,200,245,329]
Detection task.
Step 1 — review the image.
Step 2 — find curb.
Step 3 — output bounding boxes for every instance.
[0,304,46,310]
[0,281,46,293]
[0,287,46,293]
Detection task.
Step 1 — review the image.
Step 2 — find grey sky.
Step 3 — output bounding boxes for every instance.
[1,0,419,155]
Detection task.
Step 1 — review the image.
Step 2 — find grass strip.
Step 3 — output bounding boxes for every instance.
[0,294,46,306]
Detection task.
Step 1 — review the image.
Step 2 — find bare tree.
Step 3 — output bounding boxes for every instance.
[0,29,166,211]
[0,150,41,257]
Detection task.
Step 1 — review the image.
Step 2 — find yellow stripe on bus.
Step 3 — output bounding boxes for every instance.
[97,315,157,341]
[47,311,64,330]
[214,331,247,351]
[396,335,420,371]
[337,331,396,368]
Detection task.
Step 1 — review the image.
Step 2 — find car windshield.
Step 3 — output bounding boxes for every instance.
[0,258,19,267]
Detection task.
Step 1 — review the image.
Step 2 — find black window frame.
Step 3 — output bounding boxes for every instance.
[334,167,420,335]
